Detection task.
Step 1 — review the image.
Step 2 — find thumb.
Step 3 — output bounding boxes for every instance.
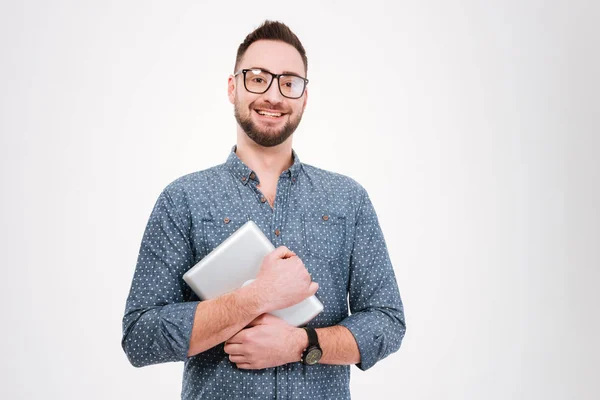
[308,281,319,296]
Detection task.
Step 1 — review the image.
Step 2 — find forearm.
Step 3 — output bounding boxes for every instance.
[189,246,318,358]
[187,284,266,357]
[316,325,360,365]
[289,325,360,365]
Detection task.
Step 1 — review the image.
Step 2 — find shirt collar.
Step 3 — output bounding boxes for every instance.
[225,145,302,185]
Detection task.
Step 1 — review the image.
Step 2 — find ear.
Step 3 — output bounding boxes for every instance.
[228,75,236,104]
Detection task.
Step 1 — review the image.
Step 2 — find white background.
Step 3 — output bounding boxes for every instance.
[1,1,599,399]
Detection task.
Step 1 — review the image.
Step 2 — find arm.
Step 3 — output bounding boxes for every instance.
[122,188,198,367]
[187,246,318,357]
[277,324,362,365]
[122,188,317,367]
[224,316,359,369]
[315,325,360,365]
[337,187,406,370]
[186,285,263,357]
[122,188,262,366]
[224,187,405,370]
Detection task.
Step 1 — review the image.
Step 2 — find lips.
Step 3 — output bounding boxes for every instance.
[256,110,283,117]
[253,107,287,119]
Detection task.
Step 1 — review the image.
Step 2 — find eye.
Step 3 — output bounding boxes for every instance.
[280,77,298,88]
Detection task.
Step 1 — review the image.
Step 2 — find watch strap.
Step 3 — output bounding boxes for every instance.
[303,327,319,347]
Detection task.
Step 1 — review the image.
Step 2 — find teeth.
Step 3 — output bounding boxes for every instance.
[257,110,282,117]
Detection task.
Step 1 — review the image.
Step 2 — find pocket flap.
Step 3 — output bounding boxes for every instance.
[303,211,347,260]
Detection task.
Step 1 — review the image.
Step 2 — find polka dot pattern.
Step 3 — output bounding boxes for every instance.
[122,146,406,399]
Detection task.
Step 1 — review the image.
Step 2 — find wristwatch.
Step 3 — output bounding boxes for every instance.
[301,327,322,365]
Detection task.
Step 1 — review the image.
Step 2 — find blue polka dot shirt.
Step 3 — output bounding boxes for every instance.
[122,146,406,399]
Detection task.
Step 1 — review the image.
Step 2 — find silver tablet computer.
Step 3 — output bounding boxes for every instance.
[183,220,323,327]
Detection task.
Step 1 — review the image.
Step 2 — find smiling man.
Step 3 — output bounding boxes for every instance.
[122,21,406,399]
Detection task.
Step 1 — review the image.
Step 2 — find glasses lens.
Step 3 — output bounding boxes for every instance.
[245,69,272,93]
[279,75,305,98]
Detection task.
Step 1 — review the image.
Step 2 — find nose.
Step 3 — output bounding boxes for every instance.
[262,78,284,105]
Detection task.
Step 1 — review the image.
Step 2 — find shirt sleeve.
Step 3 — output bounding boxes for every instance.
[121,188,199,368]
[338,187,406,371]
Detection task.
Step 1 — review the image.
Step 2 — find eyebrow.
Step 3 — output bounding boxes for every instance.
[248,66,305,78]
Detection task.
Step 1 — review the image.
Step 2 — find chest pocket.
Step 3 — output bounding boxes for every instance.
[201,206,250,255]
[303,212,347,261]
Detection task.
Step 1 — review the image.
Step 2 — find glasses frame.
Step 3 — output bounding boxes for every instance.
[233,68,309,99]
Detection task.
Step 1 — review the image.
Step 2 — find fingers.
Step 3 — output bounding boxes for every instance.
[228,354,247,363]
[224,345,257,369]
[224,343,243,355]
[226,331,245,344]
[271,246,296,260]
[308,281,319,296]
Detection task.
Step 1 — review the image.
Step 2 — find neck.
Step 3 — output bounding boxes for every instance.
[235,128,294,177]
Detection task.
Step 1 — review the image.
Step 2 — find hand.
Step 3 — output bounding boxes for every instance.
[224,314,307,370]
[250,246,319,313]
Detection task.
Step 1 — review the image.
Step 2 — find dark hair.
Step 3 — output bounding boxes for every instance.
[235,20,308,75]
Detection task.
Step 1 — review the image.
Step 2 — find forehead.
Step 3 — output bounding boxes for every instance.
[239,40,305,76]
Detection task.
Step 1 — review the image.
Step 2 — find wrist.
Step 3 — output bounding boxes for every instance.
[291,327,309,362]
[236,282,269,316]
[300,327,323,365]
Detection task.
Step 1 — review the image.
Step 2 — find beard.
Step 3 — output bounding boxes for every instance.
[234,98,303,147]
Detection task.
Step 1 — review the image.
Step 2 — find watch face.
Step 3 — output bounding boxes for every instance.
[305,348,322,365]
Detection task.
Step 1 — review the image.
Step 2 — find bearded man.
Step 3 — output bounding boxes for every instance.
[122,20,406,400]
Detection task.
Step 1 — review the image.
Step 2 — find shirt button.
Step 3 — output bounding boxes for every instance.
[241,176,247,182]
[250,172,256,180]
[322,215,329,221]
[260,197,267,203]
[275,229,281,236]
[224,217,231,224]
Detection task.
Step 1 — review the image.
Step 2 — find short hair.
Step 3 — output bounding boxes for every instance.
[235,20,308,75]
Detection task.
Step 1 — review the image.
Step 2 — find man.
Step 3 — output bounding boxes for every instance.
[122,20,406,399]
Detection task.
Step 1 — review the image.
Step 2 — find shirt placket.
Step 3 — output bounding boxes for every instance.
[273,172,292,399]
[246,170,293,399]
[270,173,290,245]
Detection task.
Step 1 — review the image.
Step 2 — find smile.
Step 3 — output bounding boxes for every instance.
[254,109,285,118]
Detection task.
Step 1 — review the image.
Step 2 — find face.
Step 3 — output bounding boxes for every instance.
[229,40,308,148]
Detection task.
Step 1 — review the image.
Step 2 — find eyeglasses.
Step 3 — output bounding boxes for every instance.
[233,68,309,99]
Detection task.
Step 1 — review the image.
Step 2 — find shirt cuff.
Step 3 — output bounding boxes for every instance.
[157,301,199,362]
[338,312,387,371]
